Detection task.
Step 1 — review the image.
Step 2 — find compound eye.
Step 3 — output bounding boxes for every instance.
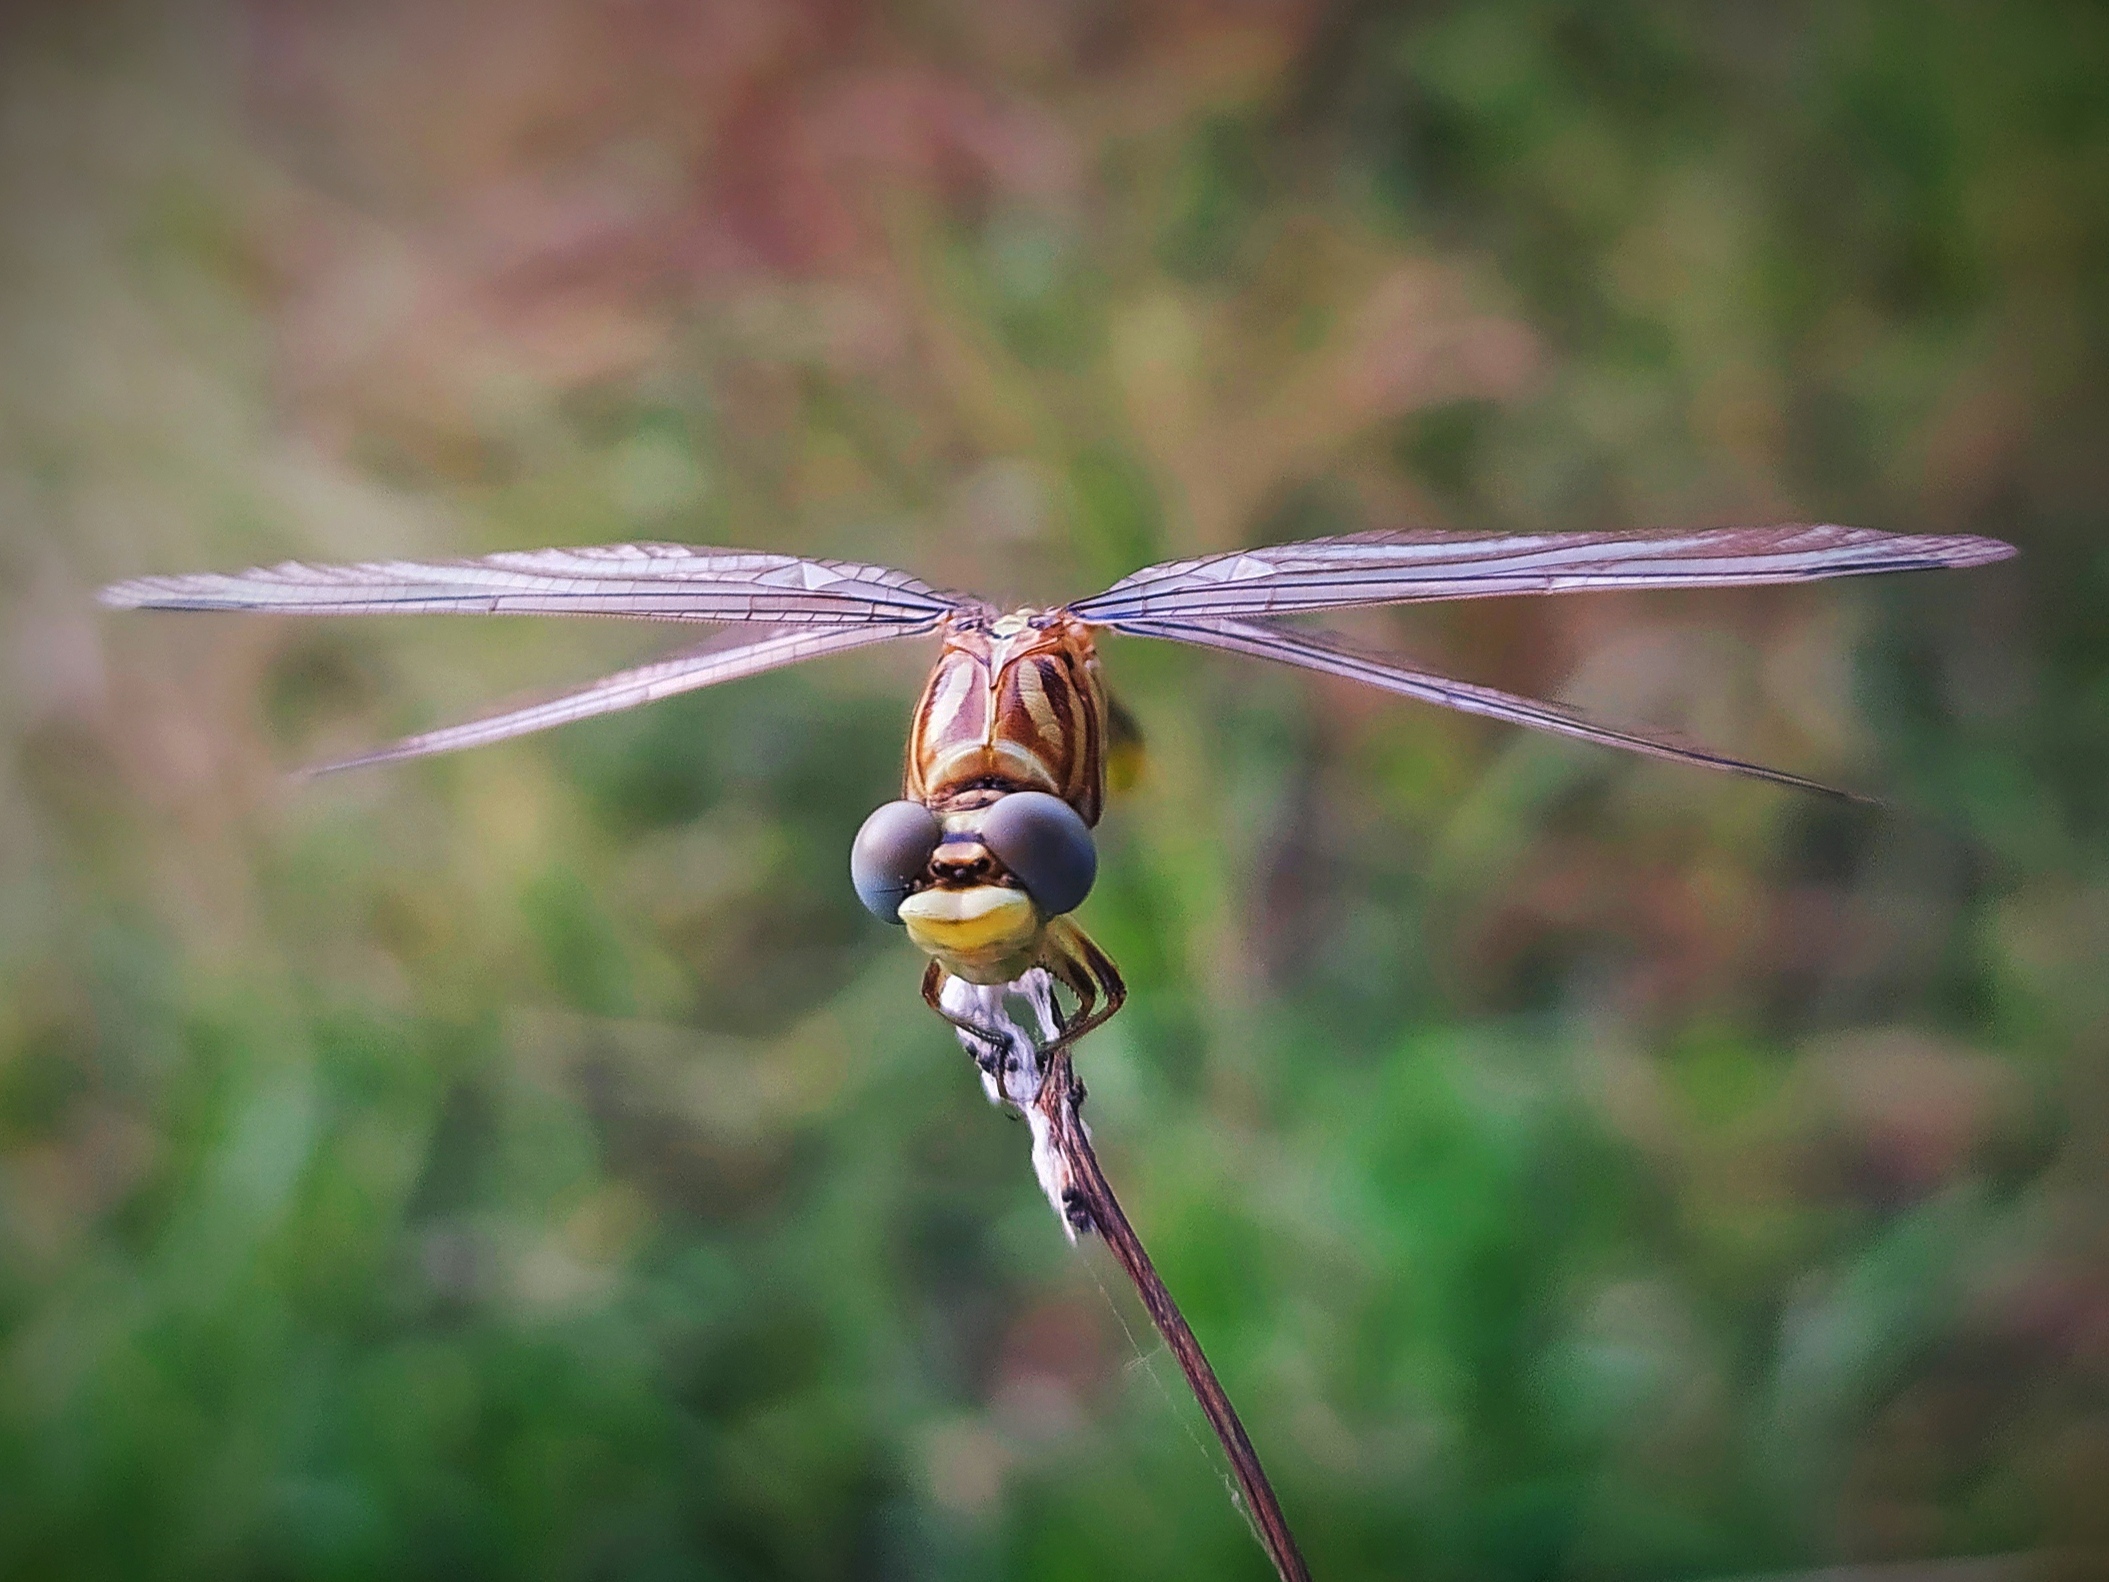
[850,800,942,924]
[980,791,1096,917]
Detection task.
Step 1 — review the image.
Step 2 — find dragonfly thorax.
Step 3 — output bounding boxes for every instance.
[905,608,1108,827]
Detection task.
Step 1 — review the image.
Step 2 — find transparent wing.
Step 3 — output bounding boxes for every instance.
[305,619,933,776]
[1069,524,2015,624]
[100,542,959,626]
[1114,615,1868,801]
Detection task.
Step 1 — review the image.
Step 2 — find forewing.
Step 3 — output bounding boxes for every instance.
[1069,524,2015,623]
[100,542,958,626]
[305,619,932,776]
[1115,615,1868,801]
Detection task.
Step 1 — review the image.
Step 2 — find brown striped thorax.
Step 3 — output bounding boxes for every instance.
[855,606,1110,985]
[906,605,1108,825]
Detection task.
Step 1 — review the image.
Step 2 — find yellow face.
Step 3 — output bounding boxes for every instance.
[896,884,1042,985]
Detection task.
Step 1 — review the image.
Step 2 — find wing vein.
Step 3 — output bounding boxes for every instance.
[1069,525,2014,623]
[1112,615,1869,801]
[305,618,934,775]
[100,542,959,625]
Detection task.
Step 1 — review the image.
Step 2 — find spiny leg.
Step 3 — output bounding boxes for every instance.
[920,959,1011,1049]
[916,923,1125,1057]
[1036,916,1127,1055]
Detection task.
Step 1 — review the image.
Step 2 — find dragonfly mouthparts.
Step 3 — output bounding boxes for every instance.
[928,837,996,884]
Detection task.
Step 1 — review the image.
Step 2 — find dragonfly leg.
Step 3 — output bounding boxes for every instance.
[921,959,1012,1048]
[1036,917,1126,1055]
[918,924,1124,1059]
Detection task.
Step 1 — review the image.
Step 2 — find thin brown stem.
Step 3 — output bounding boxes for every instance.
[1037,1051,1312,1582]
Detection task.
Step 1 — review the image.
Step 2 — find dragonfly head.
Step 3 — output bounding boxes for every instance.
[851,792,1097,985]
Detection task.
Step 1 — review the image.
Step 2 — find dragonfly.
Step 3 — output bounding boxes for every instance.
[99,523,2015,1045]
[99,522,2014,1582]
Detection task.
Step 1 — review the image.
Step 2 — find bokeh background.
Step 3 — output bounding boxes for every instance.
[3,2,2106,1578]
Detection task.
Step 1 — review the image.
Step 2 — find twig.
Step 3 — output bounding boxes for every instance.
[1037,1049,1314,1582]
[940,971,1312,1578]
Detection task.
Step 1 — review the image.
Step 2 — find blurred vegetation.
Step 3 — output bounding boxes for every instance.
[3,1,2107,1578]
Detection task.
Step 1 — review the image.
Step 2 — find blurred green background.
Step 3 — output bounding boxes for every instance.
[3,2,2105,1578]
